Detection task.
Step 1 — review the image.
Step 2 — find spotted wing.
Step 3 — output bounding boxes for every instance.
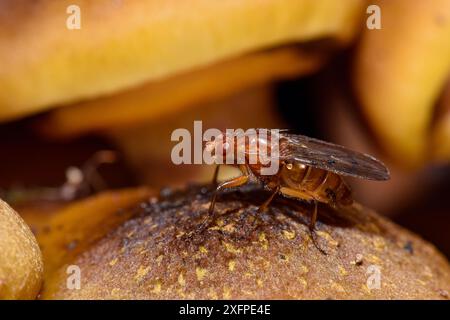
[279,133,390,180]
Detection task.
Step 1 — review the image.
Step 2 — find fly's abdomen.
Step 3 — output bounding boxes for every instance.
[281,163,353,205]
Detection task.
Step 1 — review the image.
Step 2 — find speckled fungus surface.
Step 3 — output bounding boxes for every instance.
[40,185,450,299]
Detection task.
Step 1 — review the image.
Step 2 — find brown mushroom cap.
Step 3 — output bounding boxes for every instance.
[40,185,450,299]
[0,199,43,299]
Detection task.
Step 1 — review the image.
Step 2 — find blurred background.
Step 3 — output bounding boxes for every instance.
[0,0,449,257]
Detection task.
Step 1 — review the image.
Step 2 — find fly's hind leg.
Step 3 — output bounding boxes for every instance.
[279,187,319,231]
[280,187,326,254]
[309,200,318,231]
[308,200,327,255]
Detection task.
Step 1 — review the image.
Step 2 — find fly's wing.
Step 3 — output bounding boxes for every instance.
[279,133,390,180]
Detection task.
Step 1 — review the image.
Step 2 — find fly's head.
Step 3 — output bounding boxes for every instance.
[204,131,245,165]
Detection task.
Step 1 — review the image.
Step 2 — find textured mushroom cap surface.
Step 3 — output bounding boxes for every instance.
[0,199,43,299]
[42,185,450,299]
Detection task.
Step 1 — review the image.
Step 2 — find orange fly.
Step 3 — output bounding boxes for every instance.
[204,129,390,231]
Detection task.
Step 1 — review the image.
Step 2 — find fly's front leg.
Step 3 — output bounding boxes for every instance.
[201,165,250,231]
[211,165,220,187]
[209,165,249,215]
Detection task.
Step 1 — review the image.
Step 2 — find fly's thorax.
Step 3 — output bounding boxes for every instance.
[243,133,272,165]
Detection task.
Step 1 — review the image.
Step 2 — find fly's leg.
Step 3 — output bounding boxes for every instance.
[308,200,327,255]
[249,184,280,227]
[209,168,249,215]
[310,200,318,230]
[201,175,249,229]
[199,165,250,232]
[258,184,280,213]
[211,165,220,187]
